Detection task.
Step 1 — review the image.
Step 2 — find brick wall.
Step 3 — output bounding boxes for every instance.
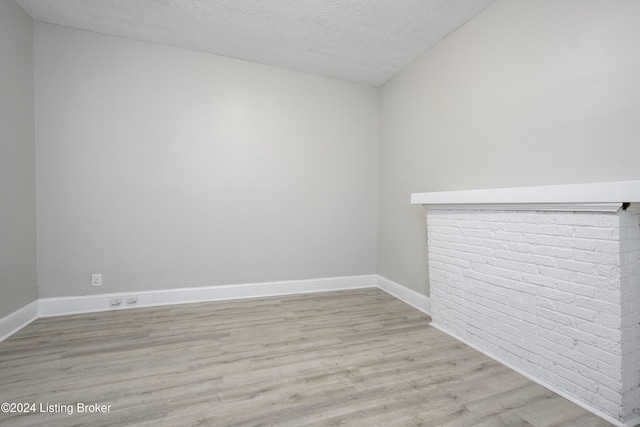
[619,210,640,422]
[427,208,640,424]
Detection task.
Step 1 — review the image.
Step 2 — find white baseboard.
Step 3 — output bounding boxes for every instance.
[38,275,377,317]
[376,275,431,315]
[429,322,627,427]
[0,301,39,342]
[7,274,428,335]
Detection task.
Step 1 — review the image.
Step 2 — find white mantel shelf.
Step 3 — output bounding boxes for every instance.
[411,180,640,212]
[419,181,640,425]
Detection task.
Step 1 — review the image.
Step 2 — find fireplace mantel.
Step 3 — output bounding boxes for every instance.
[411,180,640,212]
[412,180,640,426]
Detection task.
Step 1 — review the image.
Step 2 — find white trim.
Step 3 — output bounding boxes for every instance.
[38,275,377,317]
[411,180,640,206]
[422,202,624,212]
[4,276,431,336]
[429,322,628,427]
[0,301,39,342]
[376,275,430,315]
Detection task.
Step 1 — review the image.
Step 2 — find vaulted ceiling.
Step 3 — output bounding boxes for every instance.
[15,0,496,87]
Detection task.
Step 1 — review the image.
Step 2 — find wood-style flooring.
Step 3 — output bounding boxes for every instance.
[0,288,612,426]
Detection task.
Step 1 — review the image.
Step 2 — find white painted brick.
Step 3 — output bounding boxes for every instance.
[595,359,623,382]
[466,323,498,344]
[426,208,639,424]
[476,238,509,250]
[530,254,559,267]
[446,242,472,254]
[557,258,598,274]
[536,296,555,310]
[494,249,527,262]
[537,307,575,327]
[536,345,580,372]
[598,313,622,329]
[427,240,450,252]
[536,287,574,304]
[468,244,495,257]
[493,231,523,242]
[537,316,556,331]
[556,236,597,251]
[434,252,471,269]
[596,264,617,278]
[461,228,497,240]
[575,296,621,316]
[512,282,540,297]
[574,249,618,266]
[574,363,620,391]
[553,213,616,227]
[468,311,497,329]
[555,365,598,393]
[460,220,493,230]
[504,222,536,233]
[521,310,537,324]
[622,250,640,267]
[598,337,623,357]
[493,287,521,303]
[538,265,577,282]
[574,318,618,340]
[479,264,522,281]
[460,251,486,264]
[575,342,621,368]
[504,260,540,275]
[522,232,557,246]
[574,226,619,240]
[507,242,535,253]
[535,224,576,237]
[504,300,526,318]
[485,257,508,269]
[518,213,556,225]
[462,269,512,290]
[521,272,556,288]
[534,245,574,259]
[597,383,623,406]
[596,239,620,254]
[507,316,537,335]
[520,292,536,305]
[554,324,598,347]
[496,322,524,340]
[574,272,617,289]
[546,330,576,349]
[556,301,597,321]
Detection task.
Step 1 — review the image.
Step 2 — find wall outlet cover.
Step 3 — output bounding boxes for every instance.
[91,274,102,287]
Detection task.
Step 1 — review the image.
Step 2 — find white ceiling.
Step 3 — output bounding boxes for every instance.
[15,0,496,87]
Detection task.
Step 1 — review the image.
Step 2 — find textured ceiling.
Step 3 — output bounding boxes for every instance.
[15,0,496,87]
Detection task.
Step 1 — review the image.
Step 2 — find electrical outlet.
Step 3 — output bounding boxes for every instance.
[110,298,122,306]
[126,296,138,304]
[91,273,102,287]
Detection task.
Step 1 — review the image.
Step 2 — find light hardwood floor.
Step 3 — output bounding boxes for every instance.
[0,289,612,426]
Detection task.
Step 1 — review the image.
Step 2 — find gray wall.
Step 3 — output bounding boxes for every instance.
[35,23,378,298]
[378,0,640,295]
[0,0,37,317]
[15,0,640,306]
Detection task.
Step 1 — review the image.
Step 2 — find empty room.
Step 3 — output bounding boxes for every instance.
[1,0,639,425]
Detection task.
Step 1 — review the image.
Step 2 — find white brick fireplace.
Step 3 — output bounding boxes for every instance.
[412,181,640,427]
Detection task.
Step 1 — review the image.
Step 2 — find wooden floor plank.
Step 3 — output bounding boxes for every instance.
[0,289,612,426]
